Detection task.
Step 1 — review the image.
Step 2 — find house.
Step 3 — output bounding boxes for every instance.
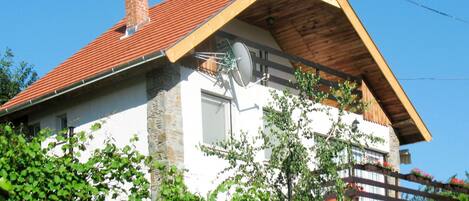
[0,0,432,199]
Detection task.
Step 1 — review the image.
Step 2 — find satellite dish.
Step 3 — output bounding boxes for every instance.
[194,41,256,87]
[231,42,253,87]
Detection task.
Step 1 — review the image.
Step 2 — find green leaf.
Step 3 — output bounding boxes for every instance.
[0,177,12,193]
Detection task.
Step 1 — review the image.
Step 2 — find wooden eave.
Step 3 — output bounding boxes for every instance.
[164,0,431,145]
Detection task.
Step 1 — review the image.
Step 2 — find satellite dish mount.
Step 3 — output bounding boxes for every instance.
[195,40,265,87]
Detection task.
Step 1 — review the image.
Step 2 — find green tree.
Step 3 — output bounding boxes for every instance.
[0,48,38,104]
[155,162,204,201]
[0,177,12,200]
[0,123,151,200]
[201,69,383,201]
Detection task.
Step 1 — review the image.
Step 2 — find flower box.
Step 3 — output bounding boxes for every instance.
[409,168,434,183]
[406,174,432,184]
[449,178,469,190]
[362,162,395,174]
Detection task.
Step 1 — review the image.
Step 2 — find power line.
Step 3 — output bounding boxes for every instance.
[403,0,469,25]
[399,77,469,81]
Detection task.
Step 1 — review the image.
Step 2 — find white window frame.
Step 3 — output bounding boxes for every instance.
[201,91,232,145]
[56,114,68,131]
[352,148,386,201]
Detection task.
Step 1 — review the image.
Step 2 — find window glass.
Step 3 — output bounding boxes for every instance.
[27,123,40,137]
[201,93,231,145]
[263,114,279,159]
[352,148,385,201]
[57,114,68,131]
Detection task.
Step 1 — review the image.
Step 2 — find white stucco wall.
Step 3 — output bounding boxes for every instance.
[27,75,149,200]
[180,20,390,196]
[21,19,392,199]
[28,75,149,165]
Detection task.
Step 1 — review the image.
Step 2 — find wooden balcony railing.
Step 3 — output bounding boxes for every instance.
[212,31,390,124]
[342,164,469,201]
[215,31,362,96]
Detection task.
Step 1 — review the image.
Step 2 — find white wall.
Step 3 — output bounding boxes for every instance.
[27,75,149,199]
[180,20,390,196]
[29,75,149,157]
[27,75,149,200]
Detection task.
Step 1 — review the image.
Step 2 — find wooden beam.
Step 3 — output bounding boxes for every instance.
[392,119,415,128]
[336,0,432,142]
[165,0,257,62]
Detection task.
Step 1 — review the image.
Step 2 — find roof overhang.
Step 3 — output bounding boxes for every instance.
[165,0,257,62]
[0,51,165,118]
[164,0,432,144]
[336,0,431,142]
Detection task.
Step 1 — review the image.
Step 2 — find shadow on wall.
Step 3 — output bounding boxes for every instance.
[28,74,148,130]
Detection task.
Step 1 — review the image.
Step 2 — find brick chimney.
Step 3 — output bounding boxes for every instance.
[125,0,150,36]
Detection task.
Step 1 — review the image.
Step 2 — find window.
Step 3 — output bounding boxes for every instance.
[263,110,279,159]
[27,123,40,137]
[352,148,385,201]
[57,114,68,131]
[201,92,231,145]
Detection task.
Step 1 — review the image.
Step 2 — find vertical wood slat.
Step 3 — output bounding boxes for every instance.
[361,81,391,125]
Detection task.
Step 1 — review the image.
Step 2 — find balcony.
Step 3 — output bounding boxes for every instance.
[339,164,469,201]
[215,31,362,96]
[210,31,392,126]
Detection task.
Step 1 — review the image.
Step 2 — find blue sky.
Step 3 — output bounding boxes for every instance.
[1,1,468,181]
[350,0,469,181]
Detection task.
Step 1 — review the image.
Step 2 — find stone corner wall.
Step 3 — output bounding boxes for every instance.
[146,63,184,200]
[387,126,401,198]
[387,127,400,172]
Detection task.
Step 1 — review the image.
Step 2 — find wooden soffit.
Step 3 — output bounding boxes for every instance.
[165,0,431,144]
[336,0,431,143]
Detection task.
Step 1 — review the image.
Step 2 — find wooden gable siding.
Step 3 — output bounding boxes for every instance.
[236,0,427,143]
[191,25,389,126]
[362,81,391,125]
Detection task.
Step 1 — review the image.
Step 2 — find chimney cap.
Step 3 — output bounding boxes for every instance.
[124,0,150,37]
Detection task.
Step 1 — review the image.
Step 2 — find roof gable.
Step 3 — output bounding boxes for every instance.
[1,0,431,144]
[162,0,431,144]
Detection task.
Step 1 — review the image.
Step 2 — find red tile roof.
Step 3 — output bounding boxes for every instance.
[1,0,232,111]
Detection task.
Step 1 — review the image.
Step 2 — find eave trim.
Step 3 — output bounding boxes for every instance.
[336,0,432,142]
[164,0,257,62]
[0,51,166,118]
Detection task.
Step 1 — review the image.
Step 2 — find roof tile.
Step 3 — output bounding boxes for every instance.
[1,0,231,110]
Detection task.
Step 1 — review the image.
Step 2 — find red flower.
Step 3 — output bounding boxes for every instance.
[347,182,364,192]
[450,178,465,185]
[411,168,433,180]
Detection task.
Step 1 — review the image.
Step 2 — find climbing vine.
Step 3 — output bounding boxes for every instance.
[201,69,383,201]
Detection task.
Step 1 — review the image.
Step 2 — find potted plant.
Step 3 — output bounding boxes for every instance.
[363,161,394,173]
[325,183,363,201]
[449,178,469,189]
[363,162,379,172]
[409,168,434,183]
